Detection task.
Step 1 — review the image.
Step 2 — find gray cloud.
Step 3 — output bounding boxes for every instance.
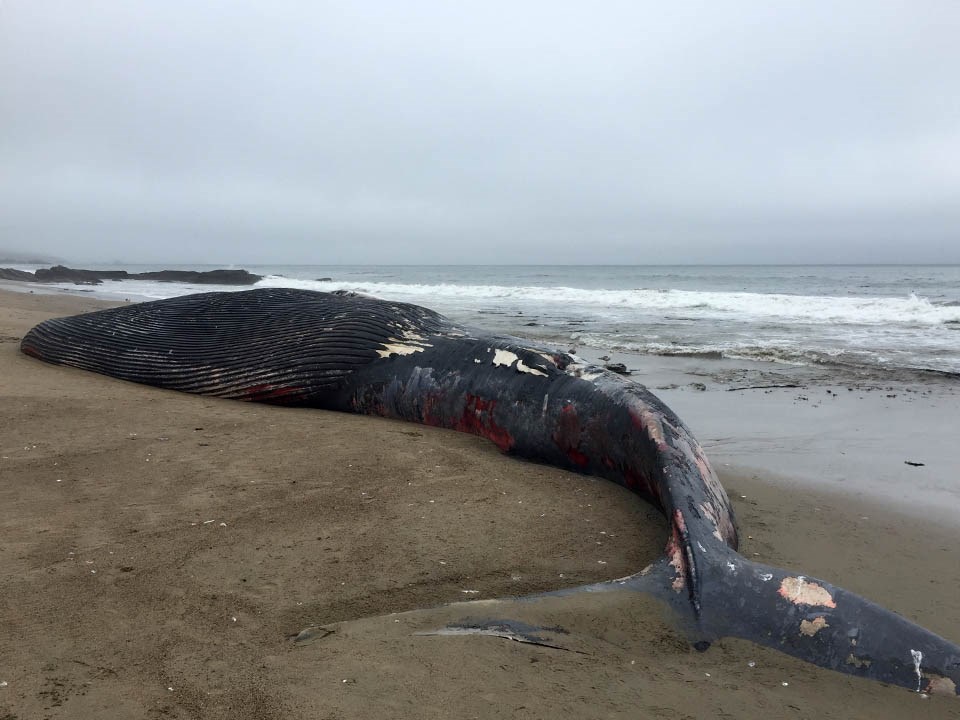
[2,1,958,264]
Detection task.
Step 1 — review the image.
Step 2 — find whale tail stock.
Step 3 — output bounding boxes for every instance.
[412,368,960,696]
[435,549,960,697]
[665,549,960,696]
[561,376,959,697]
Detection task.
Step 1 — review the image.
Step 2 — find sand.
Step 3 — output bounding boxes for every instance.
[1,288,958,719]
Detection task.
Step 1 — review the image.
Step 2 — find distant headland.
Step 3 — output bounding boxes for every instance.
[0,265,262,286]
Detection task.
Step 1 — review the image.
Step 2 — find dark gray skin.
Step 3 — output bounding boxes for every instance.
[20,288,960,697]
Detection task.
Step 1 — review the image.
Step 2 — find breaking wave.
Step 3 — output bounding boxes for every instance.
[255,277,960,326]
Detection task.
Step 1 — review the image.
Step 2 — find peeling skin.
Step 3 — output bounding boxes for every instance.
[667,542,685,592]
[924,674,958,696]
[377,329,434,359]
[564,363,605,381]
[911,649,924,692]
[799,616,830,636]
[665,510,688,593]
[492,349,519,368]
[491,348,548,376]
[694,454,736,544]
[376,342,428,358]
[778,576,837,608]
[536,352,557,366]
[699,502,728,542]
[516,359,547,376]
[629,402,667,449]
[846,653,872,669]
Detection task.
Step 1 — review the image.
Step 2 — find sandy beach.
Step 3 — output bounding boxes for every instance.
[1,287,959,719]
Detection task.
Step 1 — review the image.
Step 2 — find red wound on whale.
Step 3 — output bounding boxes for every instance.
[240,384,304,403]
[456,393,514,451]
[552,403,589,467]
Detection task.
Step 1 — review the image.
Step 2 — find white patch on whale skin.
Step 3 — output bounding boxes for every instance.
[799,616,829,637]
[564,363,605,381]
[377,343,427,358]
[491,349,548,376]
[911,649,923,692]
[492,349,519,368]
[376,329,433,358]
[778,576,836,608]
[643,414,666,446]
[516,359,547,376]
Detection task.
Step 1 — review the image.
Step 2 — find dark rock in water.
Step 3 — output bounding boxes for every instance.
[689,382,707,391]
[604,362,630,375]
[117,270,188,282]
[0,268,37,282]
[34,265,113,284]
[193,269,261,285]
[316,277,333,282]
[134,269,261,285]
[12,266,262,286]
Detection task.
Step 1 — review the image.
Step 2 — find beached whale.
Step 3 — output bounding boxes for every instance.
[20,287,960,697]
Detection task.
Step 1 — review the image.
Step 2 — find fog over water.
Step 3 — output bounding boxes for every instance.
[1,2,958,264]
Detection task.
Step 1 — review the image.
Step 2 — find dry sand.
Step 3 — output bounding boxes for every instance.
[1,288,958,719]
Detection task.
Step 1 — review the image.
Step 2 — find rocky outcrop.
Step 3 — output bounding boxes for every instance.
[33,266,120,284]
[1,266,262,286]
[133,269,261,285]
[603,362,631,375]
[0,268,37,282]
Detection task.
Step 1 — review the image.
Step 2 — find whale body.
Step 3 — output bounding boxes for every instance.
[20,288,960,697]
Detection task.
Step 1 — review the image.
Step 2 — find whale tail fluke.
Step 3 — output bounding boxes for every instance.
[595,551,960,697]
[688,551,960,697]
[436,553,960,698]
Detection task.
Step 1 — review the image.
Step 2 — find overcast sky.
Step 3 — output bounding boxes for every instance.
[1,2,958,265]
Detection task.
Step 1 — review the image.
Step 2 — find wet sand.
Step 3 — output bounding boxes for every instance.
[1,288,958,719]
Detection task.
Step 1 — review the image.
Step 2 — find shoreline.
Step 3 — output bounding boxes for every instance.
[4,283,958,526]
[2,288,959,718]
[5,269,960,380]
[5,275,958,379]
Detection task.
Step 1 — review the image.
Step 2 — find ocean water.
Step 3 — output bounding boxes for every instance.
[13,264,960,376]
